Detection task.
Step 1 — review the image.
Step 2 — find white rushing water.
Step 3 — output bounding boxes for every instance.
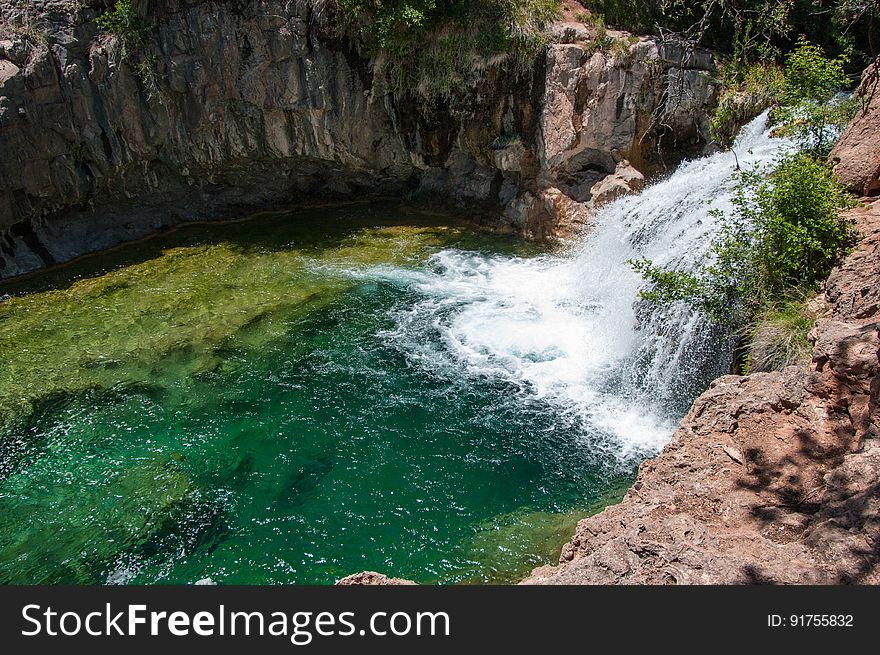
[375,113,788,464]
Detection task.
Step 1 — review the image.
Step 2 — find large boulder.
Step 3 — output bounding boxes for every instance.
[830,65,880,196]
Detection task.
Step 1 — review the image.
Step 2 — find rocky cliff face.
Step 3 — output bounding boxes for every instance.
[523,198,880,585]
[0,1,717,277]
[831,64,880,197]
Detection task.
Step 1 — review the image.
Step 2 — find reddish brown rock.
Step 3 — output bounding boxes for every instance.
[336,572,416,586]
[523,200,880,585]
[590,161,646,207]
[830,66,880,196]
[825,201,880,321]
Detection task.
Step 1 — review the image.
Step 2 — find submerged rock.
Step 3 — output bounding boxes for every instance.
[0,452,227,584]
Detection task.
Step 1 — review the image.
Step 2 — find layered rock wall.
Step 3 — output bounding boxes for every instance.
[0,1,717,277]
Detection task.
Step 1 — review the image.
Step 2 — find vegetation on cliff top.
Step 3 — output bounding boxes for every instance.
[582,0,878,71]
[335,0,561,99]
[95,0,150,57]
[94,0,164,100]
[574,1,874,149]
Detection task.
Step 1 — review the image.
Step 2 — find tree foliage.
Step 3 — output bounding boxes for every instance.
[751,154,856,292]
[782,37,851,103]
[772,38,858,156]
[583,0,879,72]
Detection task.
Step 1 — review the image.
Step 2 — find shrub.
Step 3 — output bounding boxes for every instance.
[769,38,856,156]
[629,173,760,327]
[773,96,858,157]
[781,37,850,104]
[96,0,150,58]
[608,36,634,64]
[758,154,857,291]
[630,153,857,332]
[136,53,163,102]
[96,1,162,99]
[580,0,873,72]
[712,39,854,152]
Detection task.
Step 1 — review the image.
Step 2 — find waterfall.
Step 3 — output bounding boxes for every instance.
[372,113,787,465]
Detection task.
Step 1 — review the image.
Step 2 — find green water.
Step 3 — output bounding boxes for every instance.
[0,204,633,585]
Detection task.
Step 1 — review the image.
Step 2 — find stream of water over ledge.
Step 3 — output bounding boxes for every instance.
[0,115,784,585]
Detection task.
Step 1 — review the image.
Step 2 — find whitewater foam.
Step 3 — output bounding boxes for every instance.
[363,113,788,465]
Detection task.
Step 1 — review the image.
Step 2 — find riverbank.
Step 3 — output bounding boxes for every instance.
[522,198,880,584]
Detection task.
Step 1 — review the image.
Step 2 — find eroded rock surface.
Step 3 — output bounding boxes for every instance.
[831,65,880,197]
[336,572,416,586]
[523,200,880,585]
[0,1,716,277]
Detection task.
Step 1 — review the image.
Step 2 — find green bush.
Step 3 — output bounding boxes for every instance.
[96,0,151,58]
[95,0,162,99]
[629,173,760,326]
[712,38,854,152]
[781,37,850,104]
[771,39,856,156]
[633,38,858,370]
[758,154,857,291]
[630,153,856,330]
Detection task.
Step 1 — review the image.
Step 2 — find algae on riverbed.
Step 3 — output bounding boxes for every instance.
[0,204,629,585]
[0,207,475,428]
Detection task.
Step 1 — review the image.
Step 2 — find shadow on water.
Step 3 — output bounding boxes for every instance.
[0,201,534,297]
